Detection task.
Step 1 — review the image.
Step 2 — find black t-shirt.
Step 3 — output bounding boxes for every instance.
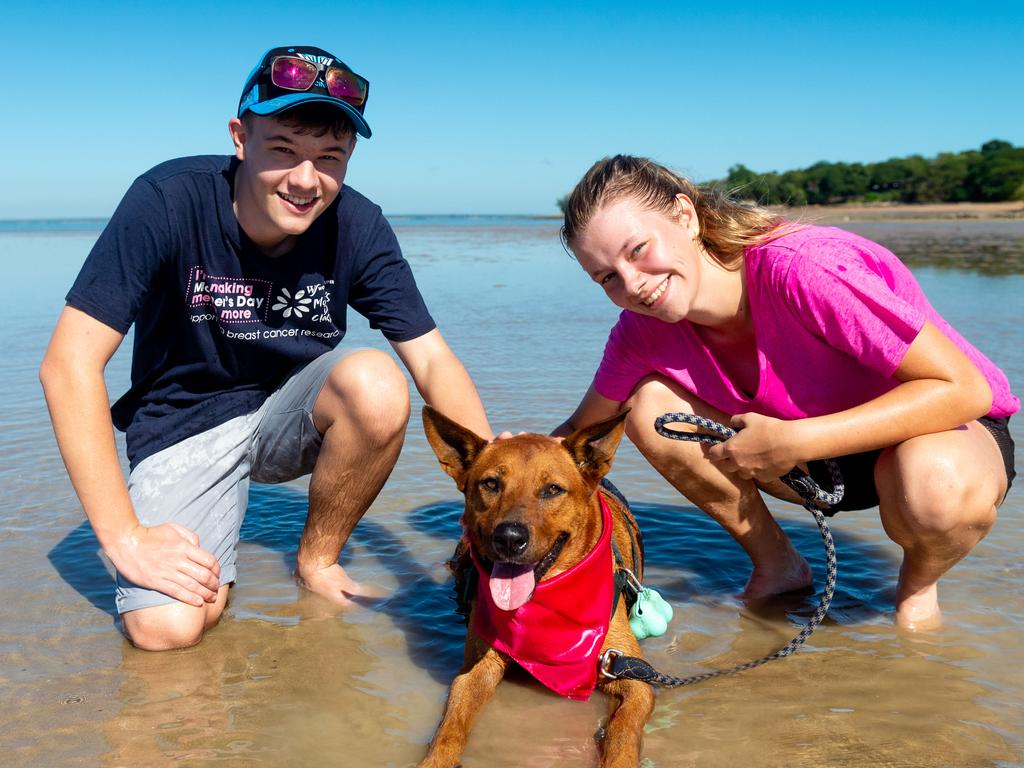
[67,155,435,468]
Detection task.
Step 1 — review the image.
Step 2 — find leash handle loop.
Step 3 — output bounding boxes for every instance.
[654,412,845,510]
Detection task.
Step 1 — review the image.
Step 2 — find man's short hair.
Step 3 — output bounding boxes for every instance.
[243,102,356,140]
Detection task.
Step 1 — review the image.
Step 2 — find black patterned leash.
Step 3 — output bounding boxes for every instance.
[599,412,842,688]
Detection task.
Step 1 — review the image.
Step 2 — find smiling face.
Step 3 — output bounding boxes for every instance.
[421,405,627,611]
[449,434,601,612]
[571,194,708,324]
[229,113,355,255]
[463,436,593,564]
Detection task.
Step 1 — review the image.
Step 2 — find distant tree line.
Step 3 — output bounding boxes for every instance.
[720,140,1024,206]
[556,140,1024,212]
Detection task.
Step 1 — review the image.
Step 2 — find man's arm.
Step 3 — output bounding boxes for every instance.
[39,306,221,607]
[390,329,493,440]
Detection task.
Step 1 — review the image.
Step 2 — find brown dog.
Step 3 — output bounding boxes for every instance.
[419,406,655,768]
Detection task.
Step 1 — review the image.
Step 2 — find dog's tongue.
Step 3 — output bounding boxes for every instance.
[489,562,537,611]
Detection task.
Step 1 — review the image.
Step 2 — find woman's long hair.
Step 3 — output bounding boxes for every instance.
[561,155,791,268]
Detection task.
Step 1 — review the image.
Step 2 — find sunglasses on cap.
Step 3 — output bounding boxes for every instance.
[267,55,368,108]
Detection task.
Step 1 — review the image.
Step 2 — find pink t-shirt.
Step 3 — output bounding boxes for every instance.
[593,226,1019,419]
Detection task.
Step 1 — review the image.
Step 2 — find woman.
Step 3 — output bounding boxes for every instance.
[555,155,1017,630]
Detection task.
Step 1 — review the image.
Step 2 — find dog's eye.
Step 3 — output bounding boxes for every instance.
[540,483,565,498]
[480,477,502,493]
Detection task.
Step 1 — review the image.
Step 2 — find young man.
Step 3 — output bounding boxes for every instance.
[40,46,492,651]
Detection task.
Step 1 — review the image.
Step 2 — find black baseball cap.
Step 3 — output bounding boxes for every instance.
[237,45,371,138]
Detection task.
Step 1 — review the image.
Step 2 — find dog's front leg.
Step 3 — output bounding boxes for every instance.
[419,641,510,768]
[598,678,655,768]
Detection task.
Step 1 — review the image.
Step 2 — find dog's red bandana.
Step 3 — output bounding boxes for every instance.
[471,493,614,701]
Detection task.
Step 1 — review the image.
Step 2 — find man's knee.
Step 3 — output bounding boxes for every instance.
[316,349,410,438]
[122,599,224,652]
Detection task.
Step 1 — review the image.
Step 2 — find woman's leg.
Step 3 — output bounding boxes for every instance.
[625,375,812,598]
[875,420,1005,630]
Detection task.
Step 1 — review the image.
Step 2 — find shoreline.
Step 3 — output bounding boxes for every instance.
[778,200,1024,222]
[536,200,1024,223]
[4,202,1023,229]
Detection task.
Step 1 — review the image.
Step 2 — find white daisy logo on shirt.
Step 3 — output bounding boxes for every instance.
[272,288,312,318]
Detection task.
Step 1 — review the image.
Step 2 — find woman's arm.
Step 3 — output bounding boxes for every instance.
[552,383,625,437]
[708,321,993,481]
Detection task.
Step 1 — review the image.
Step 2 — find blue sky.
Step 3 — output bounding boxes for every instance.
[4,1,1022,218]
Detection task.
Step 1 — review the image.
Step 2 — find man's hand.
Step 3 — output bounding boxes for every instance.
[107,523,221,607]
[492,430,526,441]
[706,413,807,482]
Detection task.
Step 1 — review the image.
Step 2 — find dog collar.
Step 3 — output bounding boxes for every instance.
[471,493,614,701]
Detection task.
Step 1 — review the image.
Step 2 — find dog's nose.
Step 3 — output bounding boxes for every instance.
[491,522,530,560]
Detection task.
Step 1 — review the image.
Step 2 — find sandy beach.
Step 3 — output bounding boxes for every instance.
[783,200,1024,222]
[543,200,1024,223]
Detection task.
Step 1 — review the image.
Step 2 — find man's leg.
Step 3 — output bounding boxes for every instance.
[625,375,812,599]
[875,420,1005,630]
[298,348,409,602]
[119,413,258,651]
[122,587,231,651]
[253,348,410,604]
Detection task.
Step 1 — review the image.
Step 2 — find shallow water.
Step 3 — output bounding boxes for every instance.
[1,218,1022,767]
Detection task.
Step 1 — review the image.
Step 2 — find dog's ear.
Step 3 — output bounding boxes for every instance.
[562,409,629,484]
[422,405,489,491]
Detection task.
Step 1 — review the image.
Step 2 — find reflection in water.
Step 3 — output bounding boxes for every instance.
[641,643,1021,768]
[103,618,420,766]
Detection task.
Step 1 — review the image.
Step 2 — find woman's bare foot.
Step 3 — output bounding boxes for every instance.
[741,551,813,600]
[895,579,942,632]
[295,562,387,605]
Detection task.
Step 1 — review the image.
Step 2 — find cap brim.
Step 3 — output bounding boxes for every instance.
[247,93,371,138]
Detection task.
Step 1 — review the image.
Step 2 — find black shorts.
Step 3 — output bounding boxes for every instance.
[806,416,1016,515]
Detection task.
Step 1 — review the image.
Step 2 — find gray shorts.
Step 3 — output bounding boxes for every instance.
[116,347,358,614]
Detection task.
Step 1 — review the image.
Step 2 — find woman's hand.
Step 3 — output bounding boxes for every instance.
[706,413,807,482]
